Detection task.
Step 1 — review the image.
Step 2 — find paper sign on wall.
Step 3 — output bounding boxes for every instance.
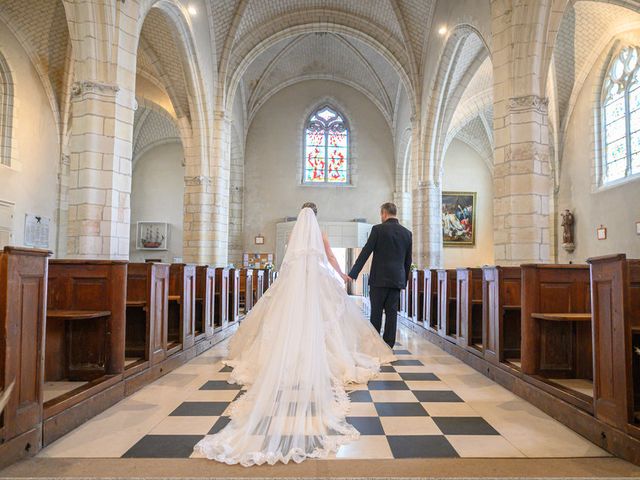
[24,214,50,248]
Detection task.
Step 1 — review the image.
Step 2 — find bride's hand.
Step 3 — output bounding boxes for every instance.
[341,273,351,283]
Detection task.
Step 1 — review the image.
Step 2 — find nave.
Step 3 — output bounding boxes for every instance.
[3,321,639,478]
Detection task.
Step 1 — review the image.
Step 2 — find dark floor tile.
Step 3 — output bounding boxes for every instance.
[387,435,458,458]
[380,365,396,373]
[393,349,412,355]
[413,391,463,403]
[219,365,233,372]
[374,402,428,417]
[399,372,439,381]
[346,416,385,435]
[368,380,409,391]
[391,359,424,366]
[122,435,202,458]
[348,390,373,402]
[433,417,499,435]
[208,416,231,434]
[199,380,242,390]
[170,401,229,416]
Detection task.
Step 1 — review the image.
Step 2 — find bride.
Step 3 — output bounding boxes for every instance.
[193,203,395,466]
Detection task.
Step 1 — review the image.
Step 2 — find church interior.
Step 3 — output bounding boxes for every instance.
[1,0,640,477]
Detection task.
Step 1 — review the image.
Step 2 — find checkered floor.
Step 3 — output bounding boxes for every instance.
[121,346,502,459]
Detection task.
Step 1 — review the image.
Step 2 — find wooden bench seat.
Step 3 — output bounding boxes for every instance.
[125,263,170,376]
[482,266,522,369]
[0,247,50,468]
[195,266,215,343]
[437,269,458,341]
[411,269,425,324]
[214,267,229,328]
[521,263,593,410]
[168,264,196,355]
[457,268,483,356]
[239,268,254,314]
[228,268,240,323]
[589,254,640,439]
[44,259,127,444]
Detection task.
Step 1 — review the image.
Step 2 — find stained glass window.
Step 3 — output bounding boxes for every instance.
[602,46,640,184]
[304,105,349,184]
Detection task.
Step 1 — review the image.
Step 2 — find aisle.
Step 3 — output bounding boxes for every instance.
[33,323,606,460]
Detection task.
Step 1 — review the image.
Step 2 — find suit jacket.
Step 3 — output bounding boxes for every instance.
[349,218,412,289]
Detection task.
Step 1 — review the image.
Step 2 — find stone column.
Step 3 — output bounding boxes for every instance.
[210,110,231,265]
[493,96,552,263]
[66,81,134,259]
[492,0,553,265]
[413,181,442,268]
[393,191,412,229]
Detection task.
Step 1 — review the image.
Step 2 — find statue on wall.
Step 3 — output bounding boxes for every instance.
[561,209,575,253]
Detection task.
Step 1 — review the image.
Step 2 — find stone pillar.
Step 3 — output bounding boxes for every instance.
[493,96,552,264]
[210,110,231,265]
[413,181,442,268]
[492,0,553,265]
[66,81,134,259]
[393,191,412,229]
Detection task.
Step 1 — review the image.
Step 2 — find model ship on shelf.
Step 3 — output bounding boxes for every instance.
[141,226,165,248]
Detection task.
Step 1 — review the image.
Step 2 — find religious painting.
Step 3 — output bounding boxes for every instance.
[442,192,476,247]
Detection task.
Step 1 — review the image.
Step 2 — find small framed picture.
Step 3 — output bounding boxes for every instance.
[597,226,607,240]
[255,235,265,245]
[636,221,640,235]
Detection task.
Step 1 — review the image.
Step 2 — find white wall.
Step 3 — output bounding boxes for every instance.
[0,24,60,251]
[558,35,640,263]
[442,139,494,268]
[129,142,184,262]
[243,80,395,257]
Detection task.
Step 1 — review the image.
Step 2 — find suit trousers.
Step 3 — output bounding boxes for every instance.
[369,286,400,348]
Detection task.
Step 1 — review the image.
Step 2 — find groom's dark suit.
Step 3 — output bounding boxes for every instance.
[349,218,412,348]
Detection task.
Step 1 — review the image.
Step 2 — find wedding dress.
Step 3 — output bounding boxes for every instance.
[193,208,395,466]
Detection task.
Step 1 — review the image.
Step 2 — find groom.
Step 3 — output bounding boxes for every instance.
[348,202,412,348]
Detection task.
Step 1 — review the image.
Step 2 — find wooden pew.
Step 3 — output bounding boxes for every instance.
[264,269,275,291]
[482,266,522,368]
[426,269,439,333]
[168,264,196,354]
[0,247,49,467]
[125,263,169,376]
[457,268,484,356]
[588,254,640,439]
[214,267,229,328]
[521,264,592,409]
[438,269,458,341]
[253,269,265,304]
[44,260,127,444]
[239,268,253,314]
[411,269,425,324]
[228,268,240,323]
[195,266,215,343]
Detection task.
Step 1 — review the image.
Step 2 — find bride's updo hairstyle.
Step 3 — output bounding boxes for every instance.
[301,202,318,215]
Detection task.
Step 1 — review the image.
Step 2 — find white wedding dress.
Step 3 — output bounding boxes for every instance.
[193,208,395,466]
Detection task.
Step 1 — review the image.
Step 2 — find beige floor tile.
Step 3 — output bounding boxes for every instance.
[376,372,402,381]
[336,436,393,459]
[186,389,239,402]
[369,390,418,403]
[405,380,450,391]
[347,402,378,417]
[150,416,218,435]
[447,435,526,457]
[379,416,441,435]
[421,402,478,417]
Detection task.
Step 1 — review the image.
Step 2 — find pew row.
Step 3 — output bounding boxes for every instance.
[588,254,640,439]
[0,247,49,468]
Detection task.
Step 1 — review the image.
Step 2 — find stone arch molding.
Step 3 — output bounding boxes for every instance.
[0,51,14,167]
[297,96,358,187]
[421,24,491,185]
[224,10,417,119]
[132,98,182,168]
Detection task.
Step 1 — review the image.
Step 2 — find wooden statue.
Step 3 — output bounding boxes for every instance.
[561,209,575,253]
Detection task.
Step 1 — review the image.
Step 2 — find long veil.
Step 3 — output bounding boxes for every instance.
[193,208,394,466]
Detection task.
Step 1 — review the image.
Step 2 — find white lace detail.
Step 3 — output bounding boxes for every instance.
[193,208,396,466]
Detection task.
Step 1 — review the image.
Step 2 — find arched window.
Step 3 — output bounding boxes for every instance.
[0,52,13,167]
[602,46,640,184]
[303,105,349,184]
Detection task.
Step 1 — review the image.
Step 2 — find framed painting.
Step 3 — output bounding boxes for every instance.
[442,191,476,247]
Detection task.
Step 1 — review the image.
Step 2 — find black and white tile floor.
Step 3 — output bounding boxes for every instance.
[37,323,609,460]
